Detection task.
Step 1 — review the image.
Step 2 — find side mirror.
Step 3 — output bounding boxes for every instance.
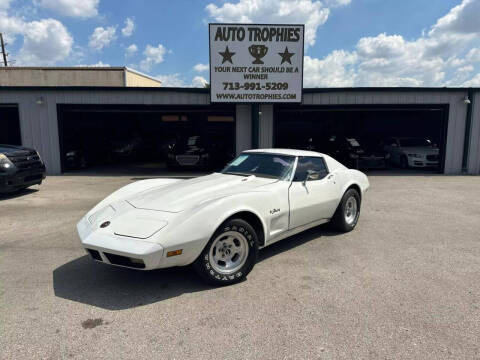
[302,170,320,186]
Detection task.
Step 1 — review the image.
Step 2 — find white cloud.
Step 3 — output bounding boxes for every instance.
[466,48,480,62]
[17,18,73,65]
[205,0,350,48]
[154,73,185,87]
[304,51,357,87]
[193,63,209,72]
[0,14,24,44]
[121,17,135,37]
[0,3,73,65]
[0,0,11,10]
[462,73,480,86]
[304,0,480,87]
[192,76,208,87]
[125,44,138,57]
[153,73,208,87]
[88,26,116,51]
[139,44,167,71]
[324,0,350,7]
[76,61,110,67]
[35,0,99,18]
[429,0,480,37]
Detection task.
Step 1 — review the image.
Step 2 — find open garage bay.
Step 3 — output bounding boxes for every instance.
[274,105,448,173]
[57,104,236,174]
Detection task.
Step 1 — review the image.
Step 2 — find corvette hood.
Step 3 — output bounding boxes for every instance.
[127,173,277,212]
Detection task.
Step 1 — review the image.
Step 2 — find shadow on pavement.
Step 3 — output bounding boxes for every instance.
[0,188,38,200]
[53,256,212,310]
[258,224,339,262]
[53,224,339,310]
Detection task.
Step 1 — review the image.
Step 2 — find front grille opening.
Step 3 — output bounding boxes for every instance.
[87,249,102,261]
[104,253,145,269]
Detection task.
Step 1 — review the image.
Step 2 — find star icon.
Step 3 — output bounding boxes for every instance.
[219,46,235,64]
[278,47,295,65]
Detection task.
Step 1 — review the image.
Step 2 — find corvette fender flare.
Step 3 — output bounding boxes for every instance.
[160,191,271,266]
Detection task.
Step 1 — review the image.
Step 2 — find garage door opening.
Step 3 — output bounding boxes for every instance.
[58,104,236,175]
[0,105,21,145]
[274,105,448,173]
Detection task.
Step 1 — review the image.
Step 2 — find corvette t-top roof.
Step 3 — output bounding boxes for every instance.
[243,148,347,172]
[244,148,326,157]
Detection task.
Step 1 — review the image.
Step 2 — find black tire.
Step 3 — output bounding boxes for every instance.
[330,188,361,232]
[193,218,259,286]
[400,155,409,169]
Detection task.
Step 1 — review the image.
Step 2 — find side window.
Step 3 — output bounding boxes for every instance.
[293,157,329,181]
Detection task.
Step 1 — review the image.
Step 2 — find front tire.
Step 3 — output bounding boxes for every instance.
[193,218,259,286]
[330,188,361,232]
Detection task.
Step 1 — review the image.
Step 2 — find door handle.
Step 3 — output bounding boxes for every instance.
[327,174,334,179]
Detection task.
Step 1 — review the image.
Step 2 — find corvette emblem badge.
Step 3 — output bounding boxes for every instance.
[100,221,110,228]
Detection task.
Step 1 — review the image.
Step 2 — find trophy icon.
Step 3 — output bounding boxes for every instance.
[248,44,268,64]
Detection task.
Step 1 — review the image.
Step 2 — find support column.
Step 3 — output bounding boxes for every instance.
[235,104,252,155]
[251,104,259,149]
[259,104,274,148]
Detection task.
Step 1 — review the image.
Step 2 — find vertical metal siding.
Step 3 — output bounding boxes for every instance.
[235,104,251,155]
[468,92,480,174]
[259,104,273,148]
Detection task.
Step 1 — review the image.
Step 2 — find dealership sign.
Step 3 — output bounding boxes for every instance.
[209,24,304,103]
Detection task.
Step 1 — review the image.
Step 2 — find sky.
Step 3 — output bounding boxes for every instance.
[1,0,480,87]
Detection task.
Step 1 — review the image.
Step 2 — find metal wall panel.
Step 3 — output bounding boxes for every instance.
[259,105,273,148]
[235,104,251,155]
[468,92,480,174]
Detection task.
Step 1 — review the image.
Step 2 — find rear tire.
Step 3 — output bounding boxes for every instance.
[330,188,361,232]
[193,218,259,286]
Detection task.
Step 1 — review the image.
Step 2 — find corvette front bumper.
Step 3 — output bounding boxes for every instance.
[77,217,164,270]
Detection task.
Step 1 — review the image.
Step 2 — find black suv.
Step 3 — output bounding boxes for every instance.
[0,145,46,193]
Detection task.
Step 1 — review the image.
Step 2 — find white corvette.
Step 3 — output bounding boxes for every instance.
[77,149,369,285]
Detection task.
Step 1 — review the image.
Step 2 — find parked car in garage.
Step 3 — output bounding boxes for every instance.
[382,137,439,168]
[65,148,88,170]
[0,144,46,193]
[167,135,234,170]
[357,138,390,169]
[111,135,144,162]
[318,136,365,169]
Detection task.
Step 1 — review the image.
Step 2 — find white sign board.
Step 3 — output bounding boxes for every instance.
[209,24,304,103]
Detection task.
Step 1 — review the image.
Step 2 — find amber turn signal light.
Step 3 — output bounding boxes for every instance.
[167,249,183,257]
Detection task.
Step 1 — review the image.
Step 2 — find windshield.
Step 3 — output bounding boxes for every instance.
[399,138,433,147]
[222,153,295,180]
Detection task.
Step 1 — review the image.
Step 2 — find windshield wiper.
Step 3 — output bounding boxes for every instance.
[223,171,252,177]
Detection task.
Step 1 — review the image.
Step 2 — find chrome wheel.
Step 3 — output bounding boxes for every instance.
[344,196,358,225]
[208,231,249,275]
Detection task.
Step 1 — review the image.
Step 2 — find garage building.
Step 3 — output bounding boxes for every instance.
[0,68,479,175]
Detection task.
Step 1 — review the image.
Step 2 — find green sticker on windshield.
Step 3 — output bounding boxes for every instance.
[230,154,248,166]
